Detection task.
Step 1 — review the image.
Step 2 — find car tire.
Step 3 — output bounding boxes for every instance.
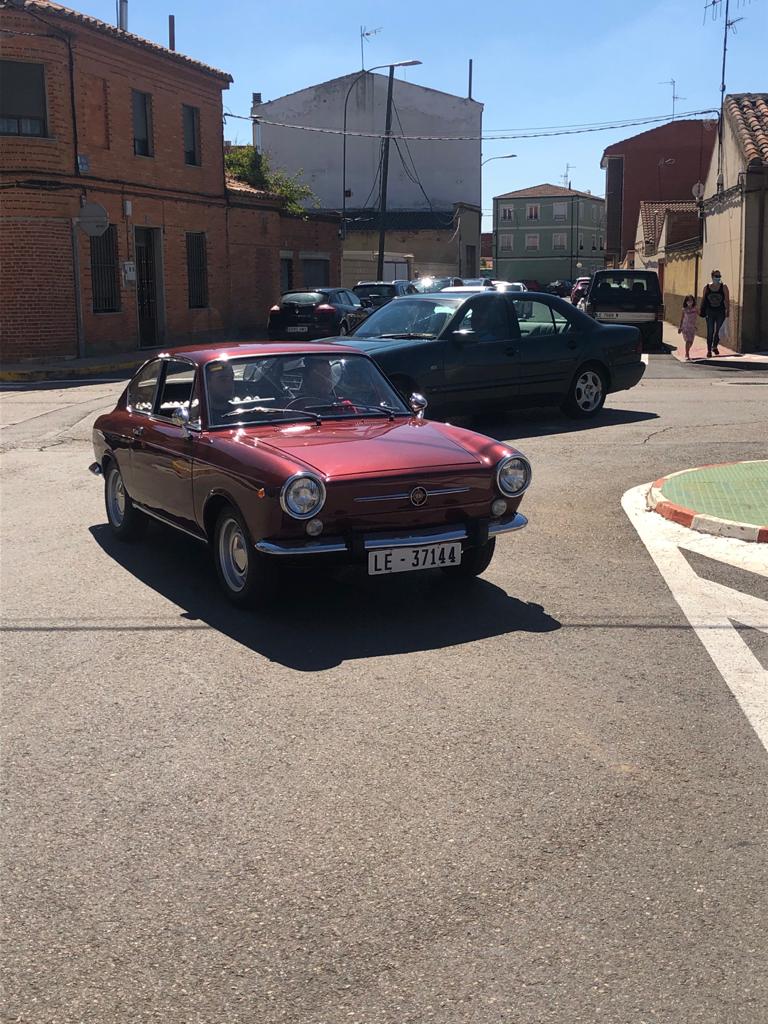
[104,461,146,541]
[213,505,274,607]
[442,538,496,578]
[562,364,607,418]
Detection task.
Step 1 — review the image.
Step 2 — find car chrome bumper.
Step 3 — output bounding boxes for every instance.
[255,513,528,557]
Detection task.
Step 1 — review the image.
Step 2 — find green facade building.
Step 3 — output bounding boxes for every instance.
[493,183,606,285]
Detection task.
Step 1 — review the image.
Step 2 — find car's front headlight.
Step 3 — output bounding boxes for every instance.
[496,455,532,497]
[280,474,326,519]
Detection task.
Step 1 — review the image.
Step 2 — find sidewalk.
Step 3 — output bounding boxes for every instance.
[0,334,271,383]
[647,460,768,543]
[663,322,768,370]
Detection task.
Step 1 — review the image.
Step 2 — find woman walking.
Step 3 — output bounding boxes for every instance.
[677,294,698,360]
[699,270,730,357]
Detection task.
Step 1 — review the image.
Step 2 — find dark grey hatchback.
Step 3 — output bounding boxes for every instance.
[324,290,645,418]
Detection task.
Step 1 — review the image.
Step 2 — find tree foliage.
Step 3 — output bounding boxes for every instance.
[224,145,317,216]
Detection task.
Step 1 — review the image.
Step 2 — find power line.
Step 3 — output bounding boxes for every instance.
[225,107,720,142]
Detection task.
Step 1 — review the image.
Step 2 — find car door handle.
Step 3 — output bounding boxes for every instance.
[132,426,145,437]
[567,340,578,349]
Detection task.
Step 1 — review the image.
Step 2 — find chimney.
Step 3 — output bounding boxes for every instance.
[118,0,128,31]
[168,14,175,50]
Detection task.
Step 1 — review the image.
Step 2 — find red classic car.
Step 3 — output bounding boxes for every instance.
[90,344,531,605]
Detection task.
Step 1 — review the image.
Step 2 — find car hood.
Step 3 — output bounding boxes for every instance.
[323,336,429,357]
[242,418,482,478]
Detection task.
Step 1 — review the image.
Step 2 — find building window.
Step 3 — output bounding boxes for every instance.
[499,232,513,253]
[526,204,540,222]
[0,60,47,136]
[132,90,153,156]
[90,225,121,313]
[280,257,294,292]
[525,233,539,251]
[553,202,568,223]
[182,104,200,165]
[552,232,567,252]
[579,233,584,251]
[186,232,208,308]
[500,206,514,222]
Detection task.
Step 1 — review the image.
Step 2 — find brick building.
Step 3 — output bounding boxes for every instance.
[0,0,340,363]
[600,120,717,267]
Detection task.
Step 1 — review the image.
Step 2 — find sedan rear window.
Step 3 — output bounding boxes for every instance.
[281,292,327,306]
[353,285,396,299]
[590,273,660,298]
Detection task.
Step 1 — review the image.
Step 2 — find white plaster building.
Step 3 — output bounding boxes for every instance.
[252,73,482,215]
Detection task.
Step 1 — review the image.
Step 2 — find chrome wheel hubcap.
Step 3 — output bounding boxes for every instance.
[574,370,603,411]
[107,469,126,526]
[219,517,249,592]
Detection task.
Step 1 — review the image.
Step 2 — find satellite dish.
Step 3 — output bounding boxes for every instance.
[692,181,705,200]
[77,202,109,237]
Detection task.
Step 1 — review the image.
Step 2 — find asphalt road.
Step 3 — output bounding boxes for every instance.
[2,356,767,1024]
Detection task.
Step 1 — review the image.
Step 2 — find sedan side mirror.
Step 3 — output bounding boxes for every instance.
[171,406,191,430]
[409,392,428,418]
[451,328,474,347]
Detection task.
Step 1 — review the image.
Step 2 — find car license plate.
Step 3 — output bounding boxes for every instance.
[597,312,620,319]
[368,541,462,575]
[286,326,308,333]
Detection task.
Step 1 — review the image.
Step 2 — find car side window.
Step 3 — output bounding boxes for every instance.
[510,299,559,339]
[126,359,162,415]
[453,296,510,343]
[156,360,198,420]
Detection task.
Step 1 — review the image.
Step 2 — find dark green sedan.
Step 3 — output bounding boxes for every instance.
[320,291,645,419]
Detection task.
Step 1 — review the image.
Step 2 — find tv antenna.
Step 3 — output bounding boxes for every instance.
[360,26,382,70]
[561,163,575,188]
[659,78,686,120]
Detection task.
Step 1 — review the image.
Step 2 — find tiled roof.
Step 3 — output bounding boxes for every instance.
[725,94,768,165]
[494,183,603,201]
[24,0,232,82]
[639,201,697,247]
[225,177,272,197]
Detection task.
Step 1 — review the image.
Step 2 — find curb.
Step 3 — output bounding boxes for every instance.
[0,360,140,383]
[647,463,768,543]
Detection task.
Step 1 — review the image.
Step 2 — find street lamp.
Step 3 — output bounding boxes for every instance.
[341,60,422,246]
[482,153,517,166]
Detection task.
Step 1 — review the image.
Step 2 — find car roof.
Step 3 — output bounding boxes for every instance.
[151,342,363,366]
[354,280,394,286]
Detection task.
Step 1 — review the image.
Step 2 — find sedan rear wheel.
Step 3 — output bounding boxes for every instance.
[213,506,274,607]
[563,365,606,418]
[104,462,146,541]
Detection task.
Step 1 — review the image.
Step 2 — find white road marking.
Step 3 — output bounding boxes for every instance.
[622,484,768,753]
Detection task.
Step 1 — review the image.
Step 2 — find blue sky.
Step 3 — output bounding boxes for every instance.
[79,0,764,228]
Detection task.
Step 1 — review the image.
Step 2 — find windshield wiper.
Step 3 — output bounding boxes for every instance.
[376,332,435,339]
[303,401,405,420]
[221,405,322,424]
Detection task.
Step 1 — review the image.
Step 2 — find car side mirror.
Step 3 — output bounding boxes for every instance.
[409,392,428,419]
[361,298,373,308]
[171,406,191,431]
[451,328,474,346]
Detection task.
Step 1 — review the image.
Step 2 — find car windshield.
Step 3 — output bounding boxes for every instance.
[204,352,409,427]
[353,297,462,339]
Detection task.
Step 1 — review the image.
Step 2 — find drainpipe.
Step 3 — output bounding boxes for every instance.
[755,174,766,350]
[70,218,85,358]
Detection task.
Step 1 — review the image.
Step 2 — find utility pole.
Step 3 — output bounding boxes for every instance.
[376,65,396,280]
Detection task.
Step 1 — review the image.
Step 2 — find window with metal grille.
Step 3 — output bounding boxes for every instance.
[186,232,208,308]
[182,104,200,165]
[132,90,153,156]
[0,60,47,136]
[90,225,120,313]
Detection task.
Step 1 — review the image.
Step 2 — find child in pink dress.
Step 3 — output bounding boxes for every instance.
[677,295,698,360]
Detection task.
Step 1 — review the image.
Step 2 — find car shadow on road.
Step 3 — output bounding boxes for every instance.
[90,523,561,671]
[455,406,658,441]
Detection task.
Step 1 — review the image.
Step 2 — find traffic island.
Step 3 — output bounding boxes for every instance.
[647,460,768,543]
